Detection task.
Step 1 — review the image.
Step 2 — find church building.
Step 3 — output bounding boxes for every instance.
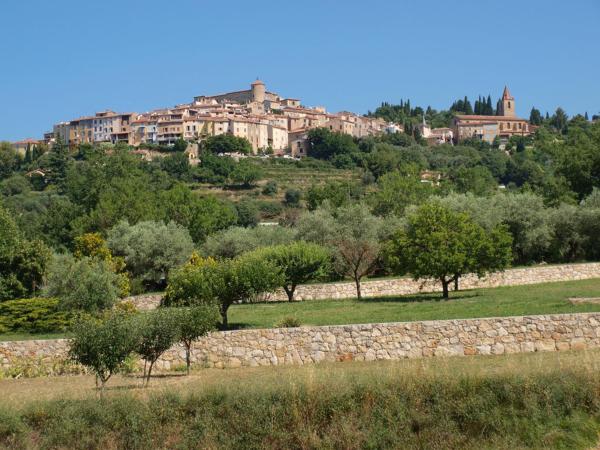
[452,86,532,143]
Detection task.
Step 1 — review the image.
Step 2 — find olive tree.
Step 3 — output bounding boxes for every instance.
[201,225,297,259]
[69,313,138,393]
[45,254,121,312]
[297,204,392,300]
[107,220,194,290]
[254,241,330,301]
[385,203,512,299]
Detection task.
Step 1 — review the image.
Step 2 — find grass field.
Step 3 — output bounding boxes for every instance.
[228,278,600,329]
[1,350,600,449]
[1,278,599,341]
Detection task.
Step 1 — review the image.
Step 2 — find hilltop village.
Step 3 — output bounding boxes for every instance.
[12,82,533,156]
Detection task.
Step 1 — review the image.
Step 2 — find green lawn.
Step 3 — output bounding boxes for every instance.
[2,278,599,341]
[228,278,600,329]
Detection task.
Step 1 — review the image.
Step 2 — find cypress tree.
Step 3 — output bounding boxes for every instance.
[585,112,589,121]
[24,144,32,164]
[486,95,493,115]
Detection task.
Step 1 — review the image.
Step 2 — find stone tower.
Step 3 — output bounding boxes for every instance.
[499,86,515,117]
[251,79,266,103]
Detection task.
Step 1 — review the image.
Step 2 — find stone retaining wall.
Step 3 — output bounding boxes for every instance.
[269,262,600,301]
[3,313,600,371]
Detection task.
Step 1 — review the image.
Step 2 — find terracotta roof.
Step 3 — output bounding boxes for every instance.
[455,114,526,122]
[13,138,40,145]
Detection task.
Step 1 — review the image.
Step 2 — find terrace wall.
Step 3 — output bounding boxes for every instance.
[3,312,600,371]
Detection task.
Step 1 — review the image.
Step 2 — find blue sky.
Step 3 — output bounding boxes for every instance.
[1,0,598,141]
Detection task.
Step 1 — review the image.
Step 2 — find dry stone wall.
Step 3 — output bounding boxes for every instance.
[3,313,600,371]
[267,262,600,301]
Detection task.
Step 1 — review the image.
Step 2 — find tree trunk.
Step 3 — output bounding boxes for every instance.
[146,360,155,387]
[185,344,191,376]
[454,275,459,291]
[355,276,362,301]
[220,304,229,329]
[284,285,296,302]
[442,279,449,299]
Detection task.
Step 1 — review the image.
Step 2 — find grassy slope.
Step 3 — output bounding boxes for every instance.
[228,278,600,329]
[1,350,600,449]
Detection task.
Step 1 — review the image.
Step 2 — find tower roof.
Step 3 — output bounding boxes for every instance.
[502,86,514,100]
[251,79,265,86]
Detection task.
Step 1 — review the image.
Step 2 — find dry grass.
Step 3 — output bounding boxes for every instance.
[2,348,600,409]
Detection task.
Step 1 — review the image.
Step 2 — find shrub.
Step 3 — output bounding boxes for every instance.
[276,316,301,328]
[44,254,121,313]
[284,189,302,207]
[0,298,73,333]
[261,180,278,196]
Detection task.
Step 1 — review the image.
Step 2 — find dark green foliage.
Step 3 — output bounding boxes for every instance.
[230,159,263,187]
[235,199,260,227]
[0,204,51,301]
[284,188,302,207]
[306,128,358,160]
[203,134,252,155]
[0,298,72,333]
[261,180,278,196]
[159,152,190,180]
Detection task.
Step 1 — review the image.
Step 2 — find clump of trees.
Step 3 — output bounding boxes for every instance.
[69,304,220,390]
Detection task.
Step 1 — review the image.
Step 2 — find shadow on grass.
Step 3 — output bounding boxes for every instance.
[359,291,480,304]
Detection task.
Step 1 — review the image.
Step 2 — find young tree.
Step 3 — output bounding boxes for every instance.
[385,203,512,299]
[254,241,330,301]
[135,308,181,386]
[69,313,138,393]
[163,253,282,328]
[173,305,220,374]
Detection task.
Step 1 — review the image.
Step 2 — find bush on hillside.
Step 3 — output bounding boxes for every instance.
[0,298,73,333]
